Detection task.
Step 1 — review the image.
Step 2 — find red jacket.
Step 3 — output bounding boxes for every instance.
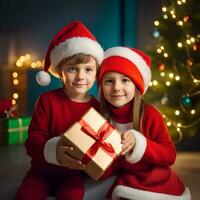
[109,104,191,200]
[25,88,99,175]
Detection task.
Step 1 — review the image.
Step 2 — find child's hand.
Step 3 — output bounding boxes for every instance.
[120,130,136,156]
[57,136,86,170]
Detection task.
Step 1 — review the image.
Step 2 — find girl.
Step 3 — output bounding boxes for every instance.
[16,21,103,200]
[98,47,191,200]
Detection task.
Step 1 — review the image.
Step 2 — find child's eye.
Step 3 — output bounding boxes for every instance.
[67,66,77,72]
[86,67,93,72]
[122,78,130,83]
[104,79,113,84]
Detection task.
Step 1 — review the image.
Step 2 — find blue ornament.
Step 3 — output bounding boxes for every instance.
[181,95,192,106]
[152,29,160,38]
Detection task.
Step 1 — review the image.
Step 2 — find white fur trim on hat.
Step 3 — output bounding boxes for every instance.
[104,47,151,93]
[36,71,51,86]
[50,37,104,77]
[125,129,147,163]
[44,136,61,165]
[112,185,191,200]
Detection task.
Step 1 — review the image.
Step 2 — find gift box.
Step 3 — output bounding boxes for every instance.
[62,107,122,180]
[0,117,31,145]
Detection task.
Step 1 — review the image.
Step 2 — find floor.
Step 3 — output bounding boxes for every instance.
[172,152,200,200]
[0,145,199,199]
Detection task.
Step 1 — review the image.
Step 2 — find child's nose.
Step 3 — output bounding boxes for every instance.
[76,70,85,80]
[113,81,121,91]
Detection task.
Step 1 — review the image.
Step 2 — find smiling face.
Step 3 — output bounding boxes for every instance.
[59,56,97,101]
[102,71,135,107]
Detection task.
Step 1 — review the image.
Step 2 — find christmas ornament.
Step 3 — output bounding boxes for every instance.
[158,63,165,71]
[152,29,160,38]
[192,42,200,51]
[183,15,190,23]
[36,71,51,86]
[186,58,193,66]
[181,95,192,107]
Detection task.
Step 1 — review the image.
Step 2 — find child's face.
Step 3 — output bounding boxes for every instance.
[60,57,97,100]
[102,72,135,107]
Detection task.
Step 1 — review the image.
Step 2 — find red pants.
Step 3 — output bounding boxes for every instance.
[15,172,84,200]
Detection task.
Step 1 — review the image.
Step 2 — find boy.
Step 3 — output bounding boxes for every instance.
[16,20,103,200]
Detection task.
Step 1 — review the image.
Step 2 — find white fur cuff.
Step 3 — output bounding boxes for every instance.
[112,185,191,200]
[44,136,61,165]
[125,129,147,163]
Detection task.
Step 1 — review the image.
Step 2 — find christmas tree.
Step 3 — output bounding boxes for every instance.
[144,0,200,142]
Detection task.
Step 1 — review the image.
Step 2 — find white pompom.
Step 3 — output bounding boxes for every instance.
[36,71,51,86]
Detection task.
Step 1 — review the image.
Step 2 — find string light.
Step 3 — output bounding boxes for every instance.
[154,20,160,26]
[12,99,16,105]
[162,7,167,12]
[13,93,19,99]
[149,82,153,87]
[175,110,180,116]
[15,54,43,69]
[177,20,184,26]
[16,60,23,67]
[166,81,171,86]
[186,39,191,45]
[163,15,168,19]
[167,122,171,126]
[163,53,168,57]
[152,80,158,86]
[169,73,174,79]
[175,75,180,81]
[157,48,162,53]
[12,72,18,78]
[177,42,183,48]
[160,46,165,50]
[12,53,44,106]
[160,72,165,77]
[172,14,176,19]
[177,0,182,5]
[177,123,182,127]
[13,79,19,85]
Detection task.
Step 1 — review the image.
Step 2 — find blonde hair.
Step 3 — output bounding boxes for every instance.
[99,87,144,132]
[132,88,144,131]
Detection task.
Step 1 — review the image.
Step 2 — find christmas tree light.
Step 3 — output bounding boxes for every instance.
[145,0,200,142]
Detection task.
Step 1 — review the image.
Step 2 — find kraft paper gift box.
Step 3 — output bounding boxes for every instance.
[0,117,30,145]
[62,107,122,180]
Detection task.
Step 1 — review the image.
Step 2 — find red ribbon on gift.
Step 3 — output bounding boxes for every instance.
[79,119,116,165]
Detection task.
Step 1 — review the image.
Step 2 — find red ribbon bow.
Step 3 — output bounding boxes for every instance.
[79,119,116,165]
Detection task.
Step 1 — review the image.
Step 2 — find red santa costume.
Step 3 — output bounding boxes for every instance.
[98,47,191,200]
[16,21,104,200]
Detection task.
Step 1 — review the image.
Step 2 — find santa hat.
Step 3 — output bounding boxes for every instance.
[36,20,104,86]
[98,47,151,95]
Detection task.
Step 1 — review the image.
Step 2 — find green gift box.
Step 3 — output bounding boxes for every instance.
[0,117,31,145]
